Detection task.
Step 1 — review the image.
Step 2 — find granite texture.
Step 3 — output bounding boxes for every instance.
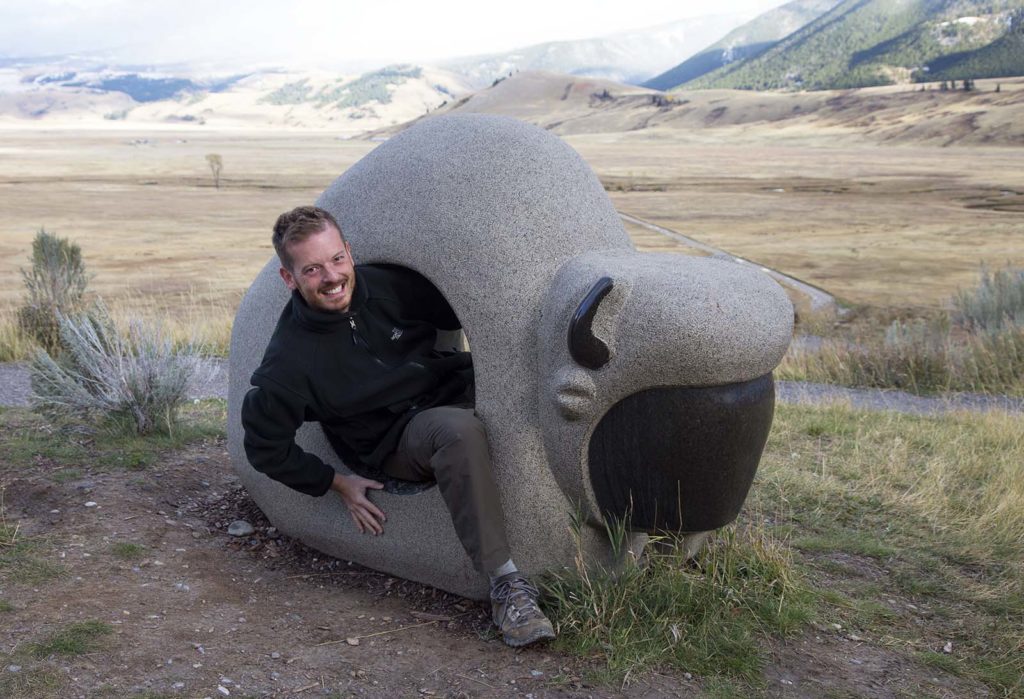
[228,114,793,599]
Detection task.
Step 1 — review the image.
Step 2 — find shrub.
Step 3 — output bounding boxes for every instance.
[781,267,1024,396]
[16,229,90,353]
[29,305,205,434]
[953,265,1024,335]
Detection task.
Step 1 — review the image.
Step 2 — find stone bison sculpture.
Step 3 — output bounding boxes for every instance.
[228,114,793,599]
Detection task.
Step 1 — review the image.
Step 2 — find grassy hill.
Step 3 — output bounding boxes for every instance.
[385,70,1024,147]
[643,0,842,91]
[688,0,1024,91]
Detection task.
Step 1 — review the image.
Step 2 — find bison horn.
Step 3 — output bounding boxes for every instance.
[568,277,613,369]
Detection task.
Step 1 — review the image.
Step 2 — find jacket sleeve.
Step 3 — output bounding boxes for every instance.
[240,378,336,497]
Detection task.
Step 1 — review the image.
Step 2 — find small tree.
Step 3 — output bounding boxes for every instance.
[996,83,1001,93]
[17,229,90,353]
[205,153,223,189]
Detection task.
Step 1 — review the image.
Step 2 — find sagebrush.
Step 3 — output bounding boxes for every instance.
[16,229,90,353]
[30,305,206,434]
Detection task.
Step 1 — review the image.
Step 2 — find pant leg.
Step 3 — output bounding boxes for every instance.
[381,405,511,573]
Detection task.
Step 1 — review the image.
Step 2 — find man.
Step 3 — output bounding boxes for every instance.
[241,205,555,647]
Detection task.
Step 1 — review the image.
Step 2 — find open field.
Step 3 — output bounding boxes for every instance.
[2,121,1022,333]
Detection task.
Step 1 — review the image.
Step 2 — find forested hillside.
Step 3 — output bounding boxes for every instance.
[686,0,1024,91]
[643,0,841,91]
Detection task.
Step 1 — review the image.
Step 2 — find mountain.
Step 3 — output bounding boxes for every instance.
[688,0,1024,91]
[370,70,1024,147]
[438,14,754,87]
[643,0,843,90]
[0,61,472,132]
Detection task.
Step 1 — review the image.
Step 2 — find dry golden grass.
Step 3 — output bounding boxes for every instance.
[1,114,1022,347]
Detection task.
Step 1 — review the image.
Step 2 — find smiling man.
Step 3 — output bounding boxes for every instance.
[240,205,555,647]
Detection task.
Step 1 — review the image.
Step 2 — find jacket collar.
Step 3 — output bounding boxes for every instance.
[289,266,369,333]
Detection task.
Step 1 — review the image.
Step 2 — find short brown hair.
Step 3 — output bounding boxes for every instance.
[272,206,344,270]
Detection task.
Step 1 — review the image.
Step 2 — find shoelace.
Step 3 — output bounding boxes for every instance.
[491,577,544,626]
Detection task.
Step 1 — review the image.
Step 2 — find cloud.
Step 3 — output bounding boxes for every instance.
[1,0,786,69]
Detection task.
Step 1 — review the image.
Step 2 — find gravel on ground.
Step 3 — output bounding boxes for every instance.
[1,360,1020,416]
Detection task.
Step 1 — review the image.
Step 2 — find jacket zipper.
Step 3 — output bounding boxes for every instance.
[349,317,389,369]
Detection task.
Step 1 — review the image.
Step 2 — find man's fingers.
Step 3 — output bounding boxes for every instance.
[350,504,383,535]
[363,479,385,490]
[358,507,383,535]
[349,510,364,534]
[358,496,386,523]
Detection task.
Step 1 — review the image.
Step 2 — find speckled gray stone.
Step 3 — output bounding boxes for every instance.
[227,114,793,599]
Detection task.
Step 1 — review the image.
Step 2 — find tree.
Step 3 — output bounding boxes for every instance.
[205,153,223,189]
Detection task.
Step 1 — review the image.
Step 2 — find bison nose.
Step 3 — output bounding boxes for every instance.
[587,374,775,533]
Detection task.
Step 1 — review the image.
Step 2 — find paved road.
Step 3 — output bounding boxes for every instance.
[619,212,837,312]
[2,360,1020,417]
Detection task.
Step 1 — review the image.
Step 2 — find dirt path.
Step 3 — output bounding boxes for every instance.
[2,423,995,698]
[2,436,694,698]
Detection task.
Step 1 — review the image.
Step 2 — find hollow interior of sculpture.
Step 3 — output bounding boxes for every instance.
[587,375,775,533]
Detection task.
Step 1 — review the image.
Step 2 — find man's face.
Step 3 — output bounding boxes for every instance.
[279,224,356,313]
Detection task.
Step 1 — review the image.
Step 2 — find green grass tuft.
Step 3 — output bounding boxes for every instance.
[0,400,226,476]
[29,619,113,658]
[110,542,146,560]
[0,599,13,612]
[540,522,814,684]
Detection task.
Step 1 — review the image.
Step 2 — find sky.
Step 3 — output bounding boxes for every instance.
[0,0,788,70]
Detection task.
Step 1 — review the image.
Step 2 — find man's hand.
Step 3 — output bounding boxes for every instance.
[330,473,386,535]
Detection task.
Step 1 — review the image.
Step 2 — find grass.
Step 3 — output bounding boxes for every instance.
[756,403,1024,695]
[28,619,113,658]
[1,488,65,586]
[110,541,146,560]
[781,268,1024,397]
[0,288,236,362]
[0,400,226,474]
[0,665,67,698]
[541,521,814,685]
[0,599,13,612]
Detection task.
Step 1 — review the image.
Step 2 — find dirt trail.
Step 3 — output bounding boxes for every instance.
[1,430,992,698]
[1,437,689,698]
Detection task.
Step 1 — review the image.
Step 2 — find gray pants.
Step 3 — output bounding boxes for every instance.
[381,405,511,573]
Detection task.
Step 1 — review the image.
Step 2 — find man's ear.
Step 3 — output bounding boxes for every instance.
[279,265,298,290]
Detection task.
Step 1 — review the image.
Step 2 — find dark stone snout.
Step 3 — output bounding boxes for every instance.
[587,375,775,533]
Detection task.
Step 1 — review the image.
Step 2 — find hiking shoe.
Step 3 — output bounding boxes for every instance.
[490,573,556,647]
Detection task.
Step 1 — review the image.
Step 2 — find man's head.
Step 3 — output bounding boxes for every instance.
[273,206,356,313]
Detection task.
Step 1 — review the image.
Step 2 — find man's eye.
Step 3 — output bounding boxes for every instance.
[304,267,318,275]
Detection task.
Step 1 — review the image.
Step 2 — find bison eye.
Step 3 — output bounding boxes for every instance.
[568,277,613,370]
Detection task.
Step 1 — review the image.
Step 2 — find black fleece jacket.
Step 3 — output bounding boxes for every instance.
[241,264,472,496]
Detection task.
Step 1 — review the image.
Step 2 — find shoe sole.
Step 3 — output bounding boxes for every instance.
[502,625,556,648]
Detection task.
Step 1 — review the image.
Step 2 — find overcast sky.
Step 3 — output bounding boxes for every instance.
[1,0,787,70]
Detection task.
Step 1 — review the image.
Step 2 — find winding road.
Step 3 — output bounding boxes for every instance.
[619,212,837,312]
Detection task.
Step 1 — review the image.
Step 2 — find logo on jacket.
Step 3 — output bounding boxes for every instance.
[391,327,403,341]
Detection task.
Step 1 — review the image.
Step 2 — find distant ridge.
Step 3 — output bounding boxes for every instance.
[643,0,841,91]
[438,14,750,87]
[689,0,1024,91]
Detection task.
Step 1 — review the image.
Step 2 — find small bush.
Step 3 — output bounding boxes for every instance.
[953,266,1024,335]
[16,229,90,353]
[30,305,206,435]
[781,267,1024,396]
